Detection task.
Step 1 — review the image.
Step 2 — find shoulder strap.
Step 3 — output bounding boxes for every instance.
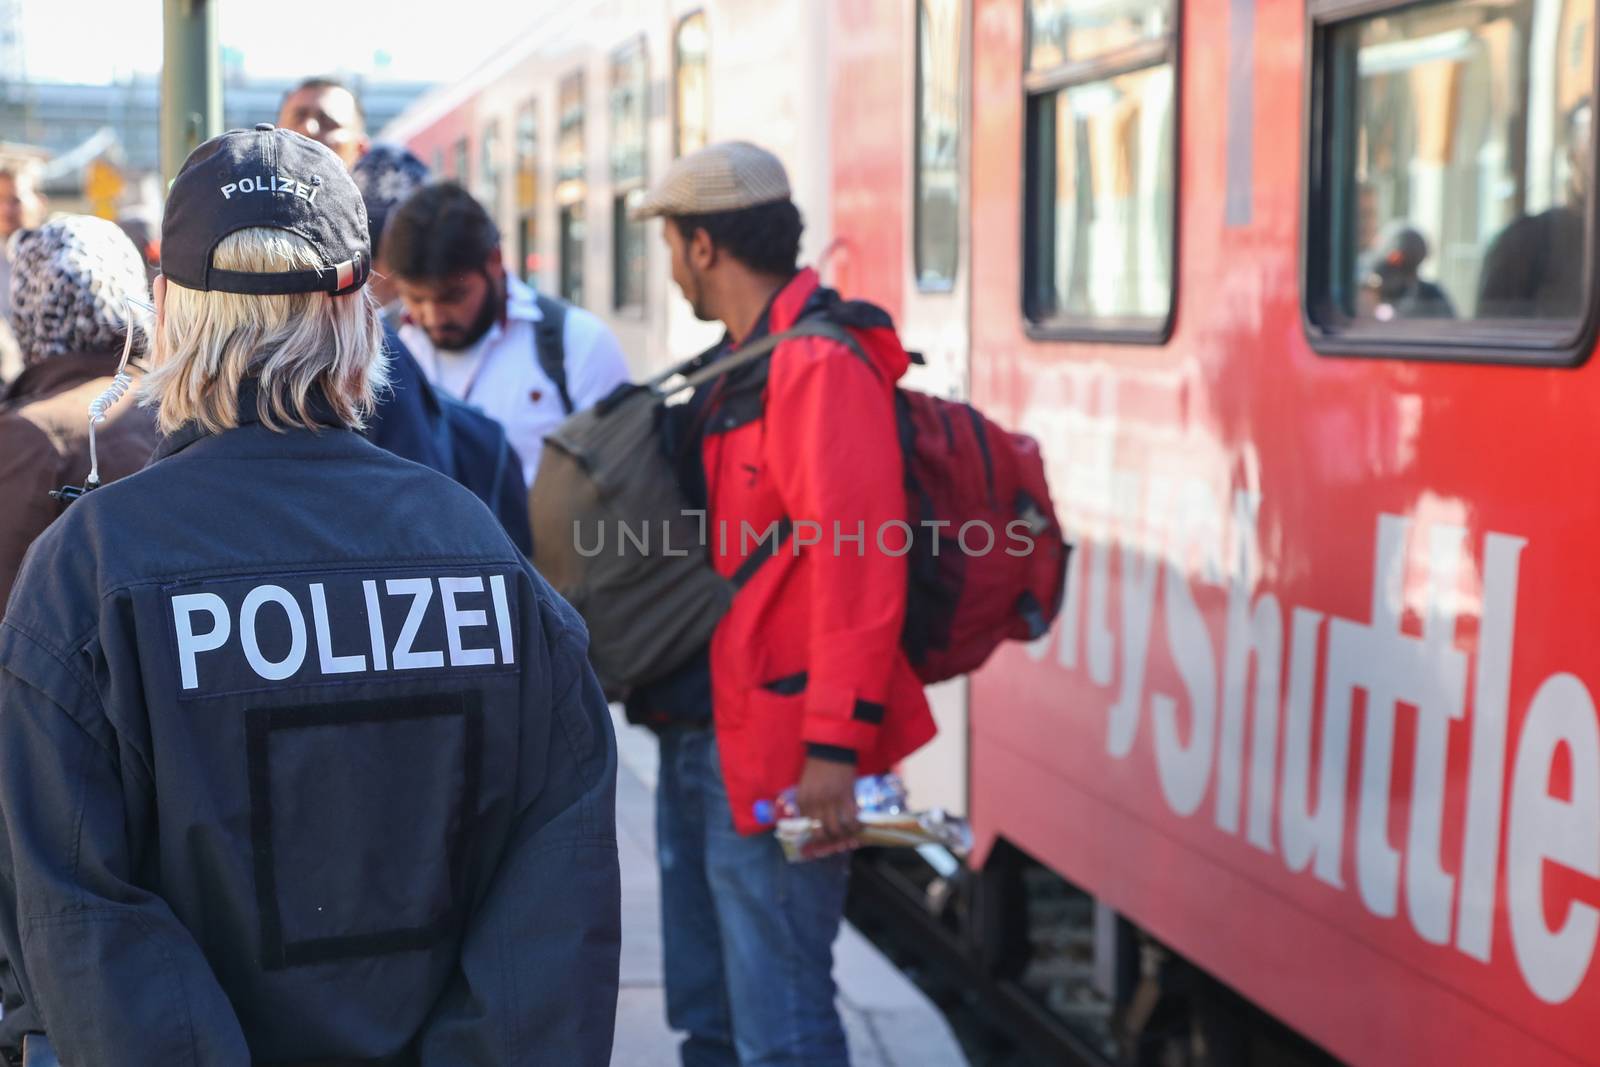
[641,339,727,392]
[678,317,874,594]
[656,315,870,402]
[790,316,876,377]
[532,293,573,414]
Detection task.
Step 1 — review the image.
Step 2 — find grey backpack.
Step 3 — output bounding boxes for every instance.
[528,321,843,697]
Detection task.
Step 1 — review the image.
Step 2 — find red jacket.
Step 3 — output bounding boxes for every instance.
[703,269,936,834]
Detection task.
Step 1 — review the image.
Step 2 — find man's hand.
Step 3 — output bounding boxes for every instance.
[794,756,860,845]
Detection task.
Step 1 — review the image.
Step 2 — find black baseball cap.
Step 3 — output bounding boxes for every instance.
[162,123,371,296]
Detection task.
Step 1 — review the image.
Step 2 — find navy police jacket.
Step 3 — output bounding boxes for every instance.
[366,331,534,556]
[0,383,620,1065]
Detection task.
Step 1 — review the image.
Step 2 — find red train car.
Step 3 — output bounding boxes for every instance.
[832,0,1600,1065]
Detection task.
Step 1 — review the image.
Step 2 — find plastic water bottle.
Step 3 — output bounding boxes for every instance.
[752,772,908,827]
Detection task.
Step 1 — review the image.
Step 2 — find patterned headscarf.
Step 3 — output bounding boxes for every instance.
[351,144,431,257]
[9,215,149,364]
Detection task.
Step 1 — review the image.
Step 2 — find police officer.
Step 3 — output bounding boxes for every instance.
[0,125,620,1065]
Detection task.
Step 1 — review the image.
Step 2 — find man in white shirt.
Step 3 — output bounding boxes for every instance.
[385,182,631,486]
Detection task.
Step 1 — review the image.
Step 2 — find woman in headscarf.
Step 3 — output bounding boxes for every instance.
[0,214,160,604]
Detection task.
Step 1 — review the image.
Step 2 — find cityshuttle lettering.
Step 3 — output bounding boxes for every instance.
[169,570,518,695]
[1030,480,1594,1005]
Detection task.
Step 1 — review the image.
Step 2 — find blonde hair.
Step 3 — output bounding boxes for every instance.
[142,227,387,435]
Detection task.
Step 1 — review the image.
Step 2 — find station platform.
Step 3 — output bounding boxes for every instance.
[608,711,970,1067]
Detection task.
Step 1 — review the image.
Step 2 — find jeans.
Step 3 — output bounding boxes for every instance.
[655,727,851,1067]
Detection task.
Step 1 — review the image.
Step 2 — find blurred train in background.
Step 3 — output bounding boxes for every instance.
[385,1,1600,1064]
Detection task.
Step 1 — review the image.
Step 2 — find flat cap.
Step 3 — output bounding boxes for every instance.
[632,141,791,220]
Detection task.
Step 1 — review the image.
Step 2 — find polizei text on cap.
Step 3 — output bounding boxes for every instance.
[219,173,320,203]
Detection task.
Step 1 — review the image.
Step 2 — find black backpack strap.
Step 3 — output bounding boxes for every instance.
[532,292,574,415]
[659,314,874,403]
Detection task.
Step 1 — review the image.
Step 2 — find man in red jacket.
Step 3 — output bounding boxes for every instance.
[629,142,935,1066]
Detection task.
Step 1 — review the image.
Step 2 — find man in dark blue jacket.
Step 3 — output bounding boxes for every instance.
[368,325,533,555]
[353,144,533,555]
[0,125,619,1065]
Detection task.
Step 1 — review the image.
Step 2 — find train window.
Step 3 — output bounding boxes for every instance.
[610,40,648,186]
[614,190,647,312]
[1027,0,1171,71]
[519,218,537,285]
[674,12,710,158]
[479,119,502,218]
[1307,0,1597,361]
[611,39,648,312]
[915,0,961,291]
[560,203,586,306]
[557,71,587,305]
[557,71,587,196]
[515,102,539,282]
[452,139,469,185]
[1022,1,1177,338]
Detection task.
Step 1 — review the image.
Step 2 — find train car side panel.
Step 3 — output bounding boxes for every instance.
[968,0,1600,1063]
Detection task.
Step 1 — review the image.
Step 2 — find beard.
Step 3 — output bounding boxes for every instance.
[430,273,503,352]
[681,267,714,322]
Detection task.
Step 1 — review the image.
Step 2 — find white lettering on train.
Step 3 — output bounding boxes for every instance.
[1030,478,1598,1005]
[1507,673,1600,1003]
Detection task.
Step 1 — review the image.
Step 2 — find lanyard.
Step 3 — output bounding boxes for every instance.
[428,326,497,407]
[420,277,511,405]
[455,341,495,406]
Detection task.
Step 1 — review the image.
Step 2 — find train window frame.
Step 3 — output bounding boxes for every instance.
[673,10,710,159]
[515,100,539,284]
[1302,0,1600,366]
[560,202,585,306]
[914,0,962,293]
[556,69,587,197]
[556,70,587,306]
[1020,0,1182,345]
[479,117,503,221]
[610,36,649,314]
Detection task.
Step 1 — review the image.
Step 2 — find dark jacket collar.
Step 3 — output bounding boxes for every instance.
[153,377,347,463]
[1,351,126,407]
[736,266,888,347]
[705,268,850,365]
[723,269,819,354]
